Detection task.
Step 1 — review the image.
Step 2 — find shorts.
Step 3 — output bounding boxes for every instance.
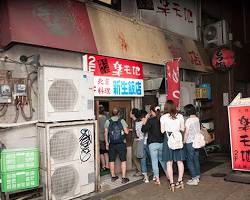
[109,143,127,162]
[100,141,108,154]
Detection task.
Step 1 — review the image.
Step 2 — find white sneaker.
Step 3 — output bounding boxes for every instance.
[195,176,200,183]
[186,178,198,186]
[143,176,149,183]
[153,176,156,181]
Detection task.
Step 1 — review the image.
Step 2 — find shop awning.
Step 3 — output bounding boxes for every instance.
[0,0,97,53]
[87,5,212,72]
[86,5,173,65]
[165,33,213,72]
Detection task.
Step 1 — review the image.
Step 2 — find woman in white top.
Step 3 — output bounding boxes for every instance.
[160,100,185,192]
[184,104,201,186]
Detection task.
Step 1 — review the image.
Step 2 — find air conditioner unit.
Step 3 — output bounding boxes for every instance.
[38,121,96,200]
[180,81,196,109]
[38,66,94,122]
[203,20,229,48]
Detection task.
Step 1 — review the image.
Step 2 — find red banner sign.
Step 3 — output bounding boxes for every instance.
[83,54,143,79]
[228,106,250,171]
[166,59,181,108]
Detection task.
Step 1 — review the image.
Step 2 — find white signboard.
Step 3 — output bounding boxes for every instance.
[140,0,198,40]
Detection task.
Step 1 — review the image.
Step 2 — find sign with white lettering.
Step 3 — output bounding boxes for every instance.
[83,54,144,97]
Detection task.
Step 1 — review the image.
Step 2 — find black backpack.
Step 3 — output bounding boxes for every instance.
[108,119,125,144]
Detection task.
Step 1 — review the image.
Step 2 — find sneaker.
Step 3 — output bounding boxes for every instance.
[111,176,119,182]
[152,176,156,181]
[186,178,198,186]
[121,177,130,184]
[195,176,200,183]
[133,172,142,177]
[143,175,149,183]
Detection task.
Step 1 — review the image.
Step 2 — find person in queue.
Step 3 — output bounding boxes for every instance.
[161,100,185,192]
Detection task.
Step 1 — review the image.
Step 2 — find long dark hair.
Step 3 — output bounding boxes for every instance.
[184,104,197,117]
[150,105,161,120]
[165,100,177,119]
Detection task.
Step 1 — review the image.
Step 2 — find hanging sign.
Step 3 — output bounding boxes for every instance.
[82,54,144,97]
[166,58,181,109]
[228,94,250,171]
[212,48,235,72]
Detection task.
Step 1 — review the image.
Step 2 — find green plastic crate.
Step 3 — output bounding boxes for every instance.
[1,168,39,192]
[1,148,39,172]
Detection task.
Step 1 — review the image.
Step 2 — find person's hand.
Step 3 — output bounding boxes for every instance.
[142,117,147,125]
[146,114,150,119]
[106,143,109,150]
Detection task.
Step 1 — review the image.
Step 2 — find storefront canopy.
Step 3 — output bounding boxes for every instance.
[0,0,97,53]
[86,5,173,65]
[87,5,212,72]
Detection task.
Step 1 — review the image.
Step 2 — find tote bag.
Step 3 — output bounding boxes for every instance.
[192,124,206,149]
[167,131,183,150]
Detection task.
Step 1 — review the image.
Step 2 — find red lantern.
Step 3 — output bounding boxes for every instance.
[212,48,235,71]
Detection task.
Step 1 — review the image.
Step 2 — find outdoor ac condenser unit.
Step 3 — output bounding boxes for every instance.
[38,121,96,200]
[38,66,94,122]
[203,20,229,48]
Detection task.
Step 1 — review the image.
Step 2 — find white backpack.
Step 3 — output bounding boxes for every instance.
[192,123,206,149]
[167,131,183,150]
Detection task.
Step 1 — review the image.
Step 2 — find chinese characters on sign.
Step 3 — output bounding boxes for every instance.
[228,106,250,171]
[157,0,193,23]
[83,54,144,97]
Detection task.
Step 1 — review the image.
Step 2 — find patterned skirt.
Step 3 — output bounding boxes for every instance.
[162,134,185,162]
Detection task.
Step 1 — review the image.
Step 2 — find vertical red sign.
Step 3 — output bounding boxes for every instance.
[228,106,250,171]
[166,59,181,109]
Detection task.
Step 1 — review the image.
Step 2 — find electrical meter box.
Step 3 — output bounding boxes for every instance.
[0,84,12,103]
[14,84,27,97]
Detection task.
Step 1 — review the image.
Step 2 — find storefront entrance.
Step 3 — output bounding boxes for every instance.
[96,99,142,192]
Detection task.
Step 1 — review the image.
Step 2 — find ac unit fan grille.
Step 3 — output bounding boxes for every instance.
[204,26,217,41]
[51,165,79,197]
[50,130,78,161]
[48,79,78,112]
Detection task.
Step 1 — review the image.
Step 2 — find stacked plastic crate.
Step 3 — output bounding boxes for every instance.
[0,148,39,192]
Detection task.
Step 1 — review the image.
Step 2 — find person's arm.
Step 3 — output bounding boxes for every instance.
[183,119,189,144]
[121,119,129,134]
[160,116,165,134]
[104,120,109,150]
[104,128,109,149]
[141,116,151,133]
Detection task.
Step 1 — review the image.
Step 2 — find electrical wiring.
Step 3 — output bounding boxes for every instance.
[20,71,37,121]
[0,104,8,117]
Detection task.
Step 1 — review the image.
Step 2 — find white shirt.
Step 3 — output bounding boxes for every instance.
[160,113,185,133]
[185,117,200,144]
[135,121,144,140]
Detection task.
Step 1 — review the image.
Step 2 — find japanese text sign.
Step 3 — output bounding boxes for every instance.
[140,0,198,39]
[83,54,144,97]
[228,106,250,171]
[166,59,181,109]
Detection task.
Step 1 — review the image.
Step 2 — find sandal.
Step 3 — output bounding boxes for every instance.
[169,183,175,192]
[175,180,184,189]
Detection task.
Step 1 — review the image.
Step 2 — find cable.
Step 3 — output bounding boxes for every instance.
[0,104,8,117]
[13,104,19,123]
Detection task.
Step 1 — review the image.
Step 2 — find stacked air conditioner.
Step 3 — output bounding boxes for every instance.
[38,66,96,200]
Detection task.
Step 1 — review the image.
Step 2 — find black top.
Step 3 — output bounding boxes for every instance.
[141,116,164,144]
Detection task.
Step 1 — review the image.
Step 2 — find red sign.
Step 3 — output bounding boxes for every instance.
[83,54,144,97]
[212,48,235,72]
[166,59,181,108]
[228,106,250,171]
[0,0,97,53]
[83,54,143,79]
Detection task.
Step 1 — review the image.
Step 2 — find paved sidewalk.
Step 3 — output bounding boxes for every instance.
[104,162,250,200]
